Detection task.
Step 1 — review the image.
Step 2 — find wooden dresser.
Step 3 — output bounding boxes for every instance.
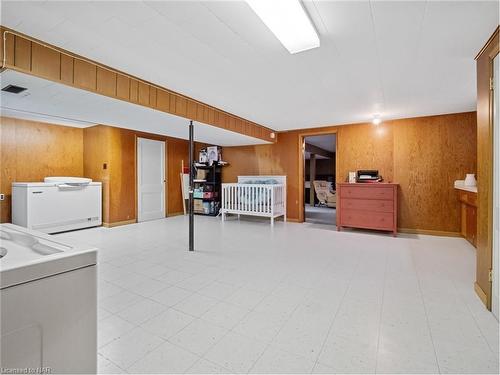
[337,183,398,236]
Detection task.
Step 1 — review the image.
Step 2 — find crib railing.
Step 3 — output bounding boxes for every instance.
[221,183,286,224]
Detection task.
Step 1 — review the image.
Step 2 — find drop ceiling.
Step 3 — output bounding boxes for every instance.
[0,70,269,146]
[1,1,498,130]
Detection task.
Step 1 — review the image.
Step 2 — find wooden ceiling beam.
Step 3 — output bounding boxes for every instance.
[0,25,276,143]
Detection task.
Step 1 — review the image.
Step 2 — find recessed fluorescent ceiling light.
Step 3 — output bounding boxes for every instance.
[246,0,319,54]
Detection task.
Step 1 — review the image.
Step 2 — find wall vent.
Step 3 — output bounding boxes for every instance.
[2,85,27,94]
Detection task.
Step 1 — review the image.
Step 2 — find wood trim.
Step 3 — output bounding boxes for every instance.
[297,129,338,223]
[116,73,130,100]
[14,36,31,71]
[138,82,150,106]
[74,59,96,90]
[474,282,488,307]
[130,79,139,103]
[149,87,157,108]
[96,67,116,97]
[398,228,462,238]
[167,211,185,217]
[475,26,500,60]
[135,135,138,224]
[31,42,60,81]
[60,54,74,84]
[102,219,136,228]
[156,89,170,112]
[0,26,275,143]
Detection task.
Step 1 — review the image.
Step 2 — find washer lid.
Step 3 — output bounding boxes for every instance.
[0,224,97,289]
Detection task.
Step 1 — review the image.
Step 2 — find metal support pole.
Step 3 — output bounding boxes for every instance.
[188,120,194,251]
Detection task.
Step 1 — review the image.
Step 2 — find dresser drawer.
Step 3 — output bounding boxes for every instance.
[341,198,393,213]
[340,210,394,230]
[341,186,394,200]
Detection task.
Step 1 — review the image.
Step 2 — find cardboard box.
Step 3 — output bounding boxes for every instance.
[194,200,204,212]
[196,169,208,180]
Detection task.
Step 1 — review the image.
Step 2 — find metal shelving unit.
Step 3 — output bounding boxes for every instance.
[192,163,223,216]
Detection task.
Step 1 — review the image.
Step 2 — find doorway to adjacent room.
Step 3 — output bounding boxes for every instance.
[302,133,337,226]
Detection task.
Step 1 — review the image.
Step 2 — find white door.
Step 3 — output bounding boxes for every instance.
[493,55,499,320]
[137,138,166,222]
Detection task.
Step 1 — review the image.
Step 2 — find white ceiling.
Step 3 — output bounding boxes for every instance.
[1,1,498,130]
[305,134,336,153]
[304,134,335,159]
[0,70,269,146]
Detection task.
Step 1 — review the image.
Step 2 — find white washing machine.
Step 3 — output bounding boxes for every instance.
[0,224,97,374]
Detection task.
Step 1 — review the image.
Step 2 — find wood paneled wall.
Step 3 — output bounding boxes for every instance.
[392,114,476,233]
[0,117,84,222]
[83,125,190,225]
[222,112,477,234]
[336,123,394,185]
[475,27,499,308]
[0,117,191,226]
[83,125,111,223]
[0,26,275,142]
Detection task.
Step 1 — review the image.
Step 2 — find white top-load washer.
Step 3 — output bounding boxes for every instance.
[0,223,97,374]
[12,177,102,234]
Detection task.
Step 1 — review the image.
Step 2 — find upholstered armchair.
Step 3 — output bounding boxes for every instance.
[313,180,337,208]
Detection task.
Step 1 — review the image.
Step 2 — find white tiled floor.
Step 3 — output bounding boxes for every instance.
[55,215,500,374]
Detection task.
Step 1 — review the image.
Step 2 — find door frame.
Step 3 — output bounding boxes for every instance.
[474,27,499,310]
[136,136,167,222]
[484,37,498,310]
[492,53,499,319]
[297,129,339,223]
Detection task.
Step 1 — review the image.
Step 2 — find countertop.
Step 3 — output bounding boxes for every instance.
[454,180,478,193]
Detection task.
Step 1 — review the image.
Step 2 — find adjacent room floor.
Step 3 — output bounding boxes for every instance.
[305,204,336,226]
[55,216,499,374]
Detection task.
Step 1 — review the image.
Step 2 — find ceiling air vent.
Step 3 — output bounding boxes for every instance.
[2,85,27,94]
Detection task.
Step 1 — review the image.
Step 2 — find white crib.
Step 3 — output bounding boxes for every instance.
[221,176,287,226]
